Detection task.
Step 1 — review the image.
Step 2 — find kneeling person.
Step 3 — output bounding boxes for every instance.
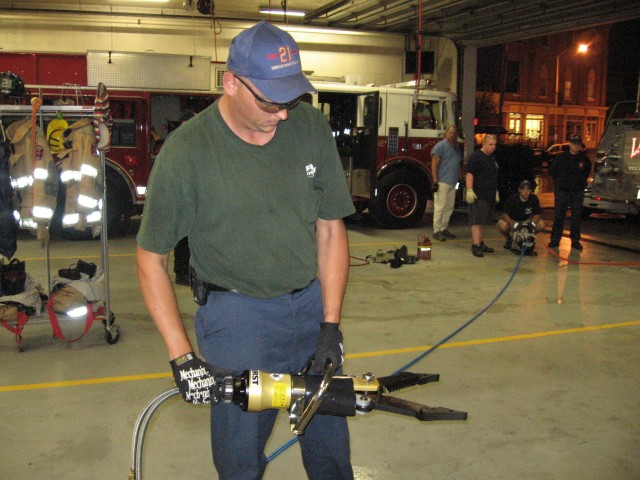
[497,180,545,251]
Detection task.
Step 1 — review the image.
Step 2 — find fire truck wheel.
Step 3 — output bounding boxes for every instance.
[371,170,427,229]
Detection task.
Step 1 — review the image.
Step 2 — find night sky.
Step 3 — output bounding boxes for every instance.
[606,18,640,106]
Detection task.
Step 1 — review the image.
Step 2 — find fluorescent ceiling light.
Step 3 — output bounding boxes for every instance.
[259,8,306,17]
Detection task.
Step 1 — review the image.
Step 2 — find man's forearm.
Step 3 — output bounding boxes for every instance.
[315,219,350,325]
[466,172,474,189]
[136,245,193,359]
[431,156,440,182]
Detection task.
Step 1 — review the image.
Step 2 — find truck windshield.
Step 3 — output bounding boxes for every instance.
[411,99,438,129]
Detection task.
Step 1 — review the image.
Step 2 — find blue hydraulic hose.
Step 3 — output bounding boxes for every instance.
[267,245,528,463]
[392,246,526,375]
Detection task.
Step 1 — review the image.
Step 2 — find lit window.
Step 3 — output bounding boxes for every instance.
[563,67,573,101]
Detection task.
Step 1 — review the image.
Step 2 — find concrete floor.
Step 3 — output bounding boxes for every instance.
[1,211,639,480]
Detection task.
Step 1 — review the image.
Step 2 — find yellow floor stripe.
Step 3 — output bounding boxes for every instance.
[346,320,640,358]
[0,372,171,392]
[1,320,638,393]
[20,253,136,262]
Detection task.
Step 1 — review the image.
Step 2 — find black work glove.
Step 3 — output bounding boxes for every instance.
[311,323,344,375]
[432,181,439,193]
[170,352,233,405]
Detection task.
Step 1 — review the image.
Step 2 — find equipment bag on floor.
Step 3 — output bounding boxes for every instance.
[2,258,26,295]
[0,273,45,351]
[47,267,105,343]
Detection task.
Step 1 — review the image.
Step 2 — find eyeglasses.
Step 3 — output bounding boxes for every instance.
[234,75,301,113]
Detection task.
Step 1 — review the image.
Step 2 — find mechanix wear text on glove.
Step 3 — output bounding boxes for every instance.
[170,352,223,405]
[311,322,344,374]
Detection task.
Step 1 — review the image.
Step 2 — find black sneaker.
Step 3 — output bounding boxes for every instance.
[442,229,456,239]
[504,236,513,250]
[471,244,484,257]
[434,231,446,241]
[76,259,97,278]
[58,265,81,280]
[480,242,494,253]
[571,242,583,251]
[548,241,559,248]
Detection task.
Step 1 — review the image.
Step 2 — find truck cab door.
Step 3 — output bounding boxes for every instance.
[350,92,379,200]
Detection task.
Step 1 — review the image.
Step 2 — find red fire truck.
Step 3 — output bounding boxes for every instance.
[0,52,218,233]
[310,81,463,228]
[2,52,462,230]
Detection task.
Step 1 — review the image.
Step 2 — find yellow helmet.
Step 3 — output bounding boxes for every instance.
[46,112,69,155]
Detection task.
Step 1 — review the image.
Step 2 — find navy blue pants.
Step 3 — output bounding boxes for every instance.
[551,189,585,244]
[195,279,353,480]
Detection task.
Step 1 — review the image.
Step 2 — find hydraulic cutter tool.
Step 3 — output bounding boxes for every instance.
[218,360,467,434]
[130,361,466,479]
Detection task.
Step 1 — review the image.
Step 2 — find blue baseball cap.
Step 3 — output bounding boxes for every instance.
[227,21,316,103]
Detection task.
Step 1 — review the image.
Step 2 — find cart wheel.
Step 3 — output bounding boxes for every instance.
[102,312,116,326]
[105,327,120,345]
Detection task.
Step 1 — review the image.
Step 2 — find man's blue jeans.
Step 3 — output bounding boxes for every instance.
[195,279,353,480]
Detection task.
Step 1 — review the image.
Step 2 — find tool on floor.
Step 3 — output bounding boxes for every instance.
[129,359,466,479]
[417,234,432,260]
[509,221,537,256]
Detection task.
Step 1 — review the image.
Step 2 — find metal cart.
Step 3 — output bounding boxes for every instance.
[0,101,120,350]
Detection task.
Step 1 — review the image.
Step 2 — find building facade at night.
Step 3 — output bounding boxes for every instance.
[476,25,610,150]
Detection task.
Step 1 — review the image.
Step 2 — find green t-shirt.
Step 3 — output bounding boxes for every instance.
[137,101,355,298]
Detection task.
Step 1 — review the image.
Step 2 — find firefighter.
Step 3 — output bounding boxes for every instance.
[136,21,355,480]
[548,134,591,250]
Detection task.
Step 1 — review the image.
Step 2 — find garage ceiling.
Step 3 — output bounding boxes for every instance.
[2,0,640,47]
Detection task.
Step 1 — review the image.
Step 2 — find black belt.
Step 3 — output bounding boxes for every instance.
[205,279,314,295]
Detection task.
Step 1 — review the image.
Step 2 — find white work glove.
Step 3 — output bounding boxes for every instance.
[466,188,477,204]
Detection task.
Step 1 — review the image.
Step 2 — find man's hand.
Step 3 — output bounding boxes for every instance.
[170,352,232,404]
[432,181,439,193]
[311,323,344,375]
[466,188,477,204]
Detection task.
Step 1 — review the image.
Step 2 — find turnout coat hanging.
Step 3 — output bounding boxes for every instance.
[0,137,17,258]
[5,117,58,229]
[57,118,102,230]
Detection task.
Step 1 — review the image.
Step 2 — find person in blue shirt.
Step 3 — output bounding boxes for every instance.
[431,125,463,241]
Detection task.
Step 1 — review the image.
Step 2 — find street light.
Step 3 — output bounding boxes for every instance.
[555,43,589,107]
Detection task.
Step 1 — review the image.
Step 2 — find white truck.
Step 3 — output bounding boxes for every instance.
[584,100,640,217]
